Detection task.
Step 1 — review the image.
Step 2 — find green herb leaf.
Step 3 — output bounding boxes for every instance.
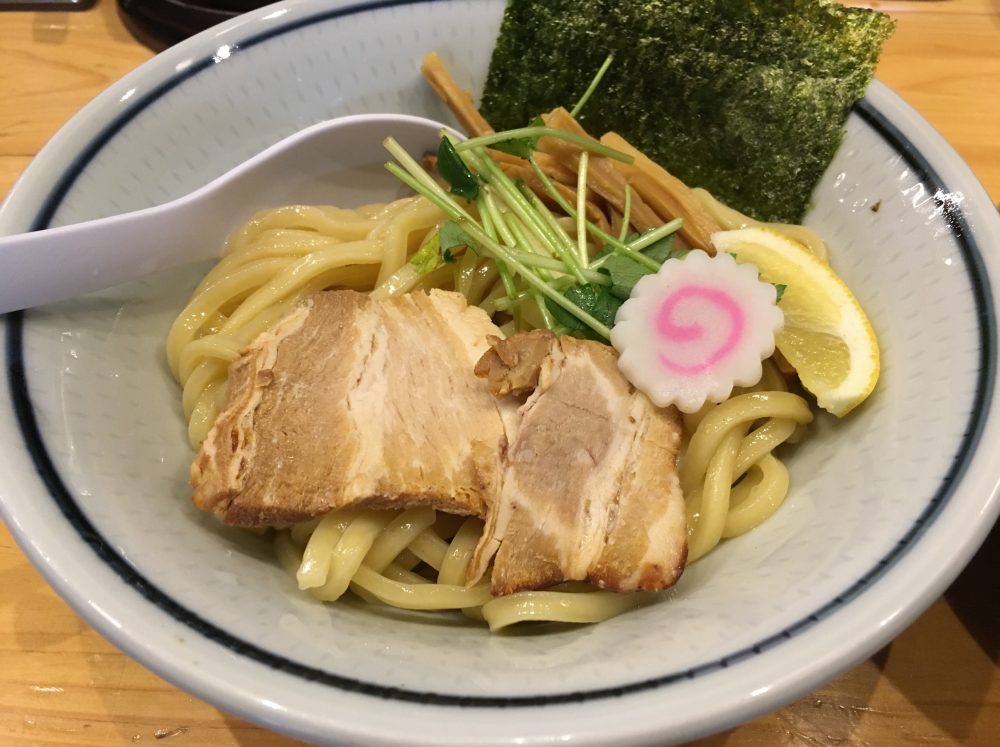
[598,254,650,301]
[489,115,545,158]
[596,234,687,300]
[439,220,477,259]
[774,283,787,303]
[641,235,687,264]
[437,137,479,200]
[408,222,476,274]
[409,232,444,275]
[547,284,623,340]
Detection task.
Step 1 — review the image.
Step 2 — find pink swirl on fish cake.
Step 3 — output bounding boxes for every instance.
[611,250,784,413]
[655,285,746,375]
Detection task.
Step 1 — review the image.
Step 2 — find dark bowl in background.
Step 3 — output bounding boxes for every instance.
[118,0,272,49]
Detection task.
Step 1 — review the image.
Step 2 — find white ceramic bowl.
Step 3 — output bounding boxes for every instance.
[1,2,998,745]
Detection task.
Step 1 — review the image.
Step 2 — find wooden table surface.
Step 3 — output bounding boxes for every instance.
[1,1,998,745]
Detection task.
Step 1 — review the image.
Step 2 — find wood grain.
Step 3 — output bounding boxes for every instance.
[1,1,998,745]
[852,0,1000,200]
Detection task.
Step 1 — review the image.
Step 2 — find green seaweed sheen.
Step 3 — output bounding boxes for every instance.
[480,0,894,223]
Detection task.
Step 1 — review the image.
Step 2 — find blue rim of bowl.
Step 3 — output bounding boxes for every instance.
[3,0,995,708]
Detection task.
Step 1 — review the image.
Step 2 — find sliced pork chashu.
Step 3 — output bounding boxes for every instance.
[470,331,688,595]
[192,294,687,596]
[191,289,507,526]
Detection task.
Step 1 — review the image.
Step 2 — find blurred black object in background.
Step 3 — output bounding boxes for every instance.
[118,0,273,49]
[0,0,95,8]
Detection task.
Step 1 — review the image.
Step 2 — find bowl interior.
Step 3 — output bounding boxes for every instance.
[3,0,994,725]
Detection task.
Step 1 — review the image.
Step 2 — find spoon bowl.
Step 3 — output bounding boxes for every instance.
[0,113,450,314]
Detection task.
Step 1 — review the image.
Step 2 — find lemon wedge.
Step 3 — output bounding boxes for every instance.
[711,227,880,417]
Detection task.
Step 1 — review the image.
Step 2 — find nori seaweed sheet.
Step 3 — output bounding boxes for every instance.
[480,0,894,223]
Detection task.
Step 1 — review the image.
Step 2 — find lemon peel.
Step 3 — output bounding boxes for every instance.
[711,227,880,417]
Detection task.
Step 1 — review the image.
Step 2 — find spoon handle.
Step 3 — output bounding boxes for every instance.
[0,114,454,315]
[0,202,210,315]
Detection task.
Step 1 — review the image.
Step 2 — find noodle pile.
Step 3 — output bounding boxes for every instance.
[167,199,444,447]
[167,191,812,628]
[168,60,818,629]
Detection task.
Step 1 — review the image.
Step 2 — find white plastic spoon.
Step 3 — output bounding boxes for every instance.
[0,113,451,314]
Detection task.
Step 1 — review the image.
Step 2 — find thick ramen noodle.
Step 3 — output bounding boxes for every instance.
[168,189,813,629]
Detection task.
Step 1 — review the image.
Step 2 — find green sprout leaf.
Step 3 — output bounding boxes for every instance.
[547,284,623,340]
[596,234,687,300]
[409,232,444,275]
[640,234,687,264]
[599,254,653,300]
[490,115,545,158]
[439,220,478,259]
[437,137,479,200]
[408,222,478,274]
